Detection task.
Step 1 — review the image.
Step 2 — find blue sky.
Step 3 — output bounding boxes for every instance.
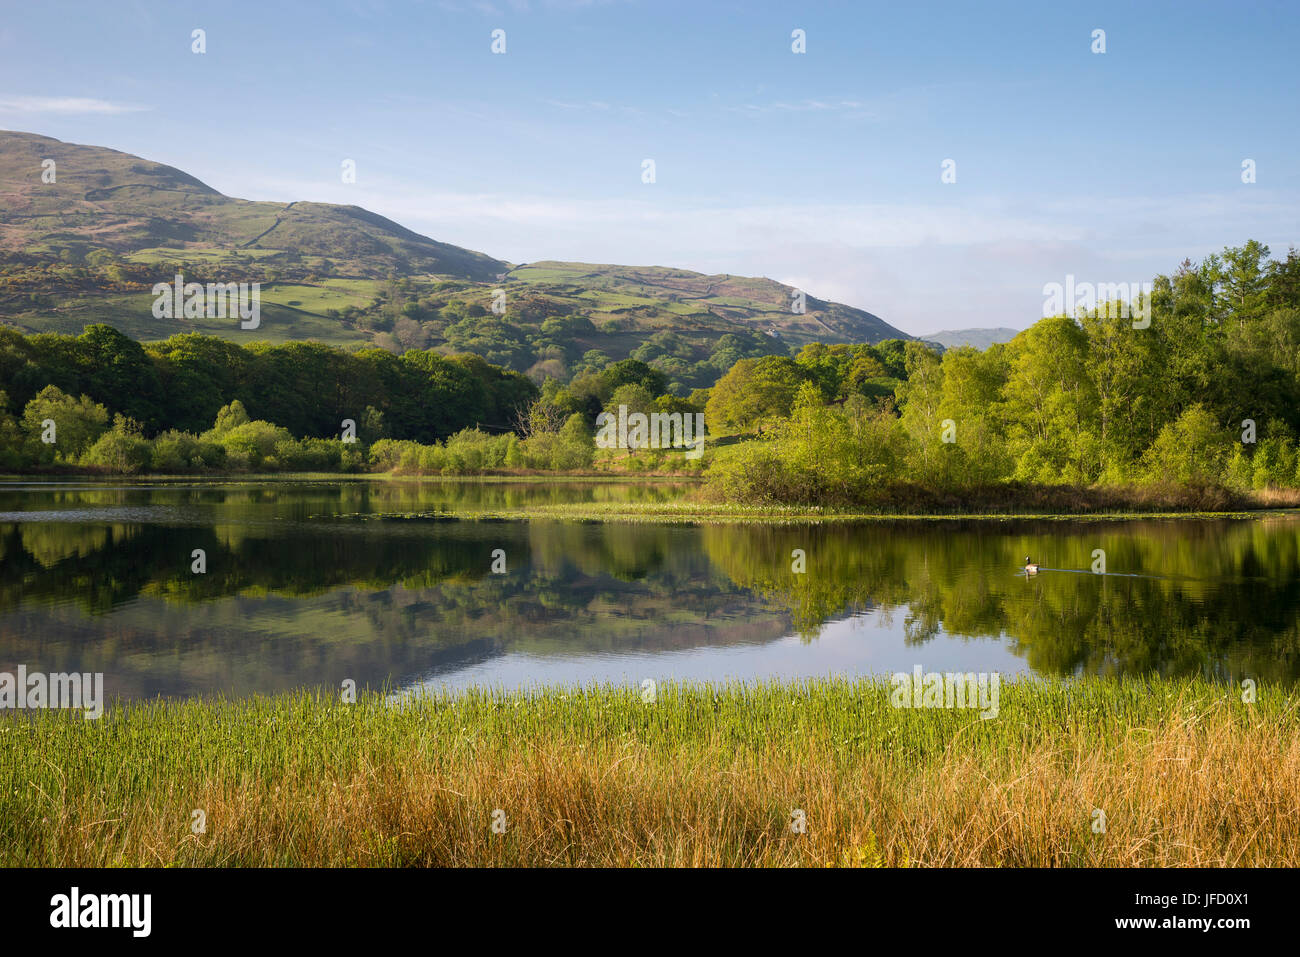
[1,0,1296,335]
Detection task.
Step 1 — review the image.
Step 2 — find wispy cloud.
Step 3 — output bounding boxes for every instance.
[0,95,151,115]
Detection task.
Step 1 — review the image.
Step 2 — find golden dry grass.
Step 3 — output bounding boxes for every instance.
[2,677,1297,867]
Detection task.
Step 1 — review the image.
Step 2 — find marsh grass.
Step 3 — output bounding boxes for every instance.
[2,677,1296,867]
[372,500,1297,525]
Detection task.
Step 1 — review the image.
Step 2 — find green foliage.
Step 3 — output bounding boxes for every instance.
[0,390,23,470]
[871,339,909,379]
[1002,316,1098,484]
[709,331,785,372]
[1249,435,1298,490]
[21,385,109,463]
[7,238,1300,495]
[704,243,1300,504]
[443,428,509,472]
[553,413,595,470]
[80,415,151,473]
[705,386,904,505]
[601,358,669,397]
[606,383,655,418]
[275,437,346,472]
[705,356,810,434]
[370,410,594,475]
[149,430,227,472]
[210,399,251,437]
[794,342,893,401]
[0,327,537,448]
[444,315,532,370]
[216,420,293,470]
[1141,405,1229,486]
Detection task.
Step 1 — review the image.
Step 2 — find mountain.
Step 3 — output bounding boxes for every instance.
[0,131,909,386]
[0,130,506,280]
[921,327,1021,350]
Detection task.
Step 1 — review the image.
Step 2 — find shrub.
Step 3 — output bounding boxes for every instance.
[1251,437,1297,489]
[444,428,511,473]
[369,439,419,472]
[1141,405,1228,487]
[218,420,292,470]
[275,438,343,472]
[80,417,151,473]
[21,386,110,464]
[150,430,226,472]
[548,414,594,470]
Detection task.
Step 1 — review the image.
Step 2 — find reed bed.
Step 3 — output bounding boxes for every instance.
[2,677,1297,867]
[369,500,1298,525]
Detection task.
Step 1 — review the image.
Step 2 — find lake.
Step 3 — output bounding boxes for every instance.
[1,478,1297,699]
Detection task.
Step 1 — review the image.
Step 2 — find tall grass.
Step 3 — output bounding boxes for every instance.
[2,677,1296,867]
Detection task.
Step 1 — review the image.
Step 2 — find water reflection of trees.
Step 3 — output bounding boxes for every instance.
[0,477,691,520]
[702,518,1300,682]
[2,482,1299,686]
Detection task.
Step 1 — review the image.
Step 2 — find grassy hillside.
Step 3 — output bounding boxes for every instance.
[0,130,908,388]
[0,130,507,280]
[9,280,390,344]
[507,261,901,345]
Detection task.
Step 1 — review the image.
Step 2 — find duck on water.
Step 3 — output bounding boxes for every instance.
[1024,556,1040,574]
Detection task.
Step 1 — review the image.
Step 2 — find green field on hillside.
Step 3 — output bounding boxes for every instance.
[0,132,907,377]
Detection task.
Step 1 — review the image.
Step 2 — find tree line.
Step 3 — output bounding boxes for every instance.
[706,242,1300,504]
[0,324,537,447]
[3,241,1298,502]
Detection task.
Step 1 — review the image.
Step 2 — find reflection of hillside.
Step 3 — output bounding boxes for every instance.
[0,514,792,697]
[0,586,791,699]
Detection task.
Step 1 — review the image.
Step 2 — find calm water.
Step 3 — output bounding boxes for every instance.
[1,478,1298,699]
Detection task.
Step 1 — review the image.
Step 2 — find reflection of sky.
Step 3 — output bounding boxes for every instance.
[415,605,1032,694]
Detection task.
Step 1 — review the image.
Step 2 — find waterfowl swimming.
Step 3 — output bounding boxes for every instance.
[1024,556,1039,574]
